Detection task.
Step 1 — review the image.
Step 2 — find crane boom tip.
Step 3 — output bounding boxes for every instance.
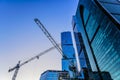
[34,18,39,22]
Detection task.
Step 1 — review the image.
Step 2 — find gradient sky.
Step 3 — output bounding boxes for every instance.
[0,0,78,80]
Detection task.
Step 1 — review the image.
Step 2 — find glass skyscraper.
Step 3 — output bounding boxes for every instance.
[74,32,93,80]
[61,32,77,78]
[72,0,120,80]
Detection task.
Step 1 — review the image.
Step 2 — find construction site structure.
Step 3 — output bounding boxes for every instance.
[8,46,56,80]
[34,18,78,79]
[34,18,67,59]
[8,18,78,80]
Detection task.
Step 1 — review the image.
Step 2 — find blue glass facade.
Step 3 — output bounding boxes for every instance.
[74,32,93,79]
[72,0,120,80]
[61,32,75,58]
[61,32,76,78]
[40,70,69,80]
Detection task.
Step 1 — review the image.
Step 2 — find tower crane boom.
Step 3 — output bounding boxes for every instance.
[9,18,77,80]
[34,18,78,78]
[34,18,67,59]
[8,46,56,80]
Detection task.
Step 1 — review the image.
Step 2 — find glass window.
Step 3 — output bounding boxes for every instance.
[79,50,87,68]
[83,8,90,25]
[114,15,120,23]
[83,6,102,41]
[91,21,120,80]
[100,2,120,23]
[100,2,120,14]
[85,14,99,41]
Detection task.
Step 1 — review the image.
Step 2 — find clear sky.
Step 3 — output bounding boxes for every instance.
[0,0,78,80]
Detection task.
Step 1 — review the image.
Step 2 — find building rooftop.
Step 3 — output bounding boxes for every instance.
[41,70,69,75]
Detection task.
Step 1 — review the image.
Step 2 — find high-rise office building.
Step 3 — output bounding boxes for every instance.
[74,33,113,80]
[40,70,70,80]
[72,0,120,80]
[74,32,93,79]
[61,32,77,78]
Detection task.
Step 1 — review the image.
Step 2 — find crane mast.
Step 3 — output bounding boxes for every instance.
[12,61,20,80]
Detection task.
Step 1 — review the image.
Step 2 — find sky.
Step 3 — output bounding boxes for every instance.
[0,0,78,80]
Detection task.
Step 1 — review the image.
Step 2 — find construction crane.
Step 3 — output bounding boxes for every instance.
[11,61,20,80]
[9,18,77,80]
[8,46,56,80]
[34,18,78,78]
[34,18,67,59]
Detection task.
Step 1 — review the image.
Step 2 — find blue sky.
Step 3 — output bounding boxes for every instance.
[0,0,78,80]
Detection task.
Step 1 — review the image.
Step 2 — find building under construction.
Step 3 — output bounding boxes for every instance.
[8,0,120,80]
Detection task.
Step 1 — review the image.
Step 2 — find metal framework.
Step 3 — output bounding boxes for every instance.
[9,18,77,80]
[34,18,78,79]
[8,46,56,80]
[34,18,67,59]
